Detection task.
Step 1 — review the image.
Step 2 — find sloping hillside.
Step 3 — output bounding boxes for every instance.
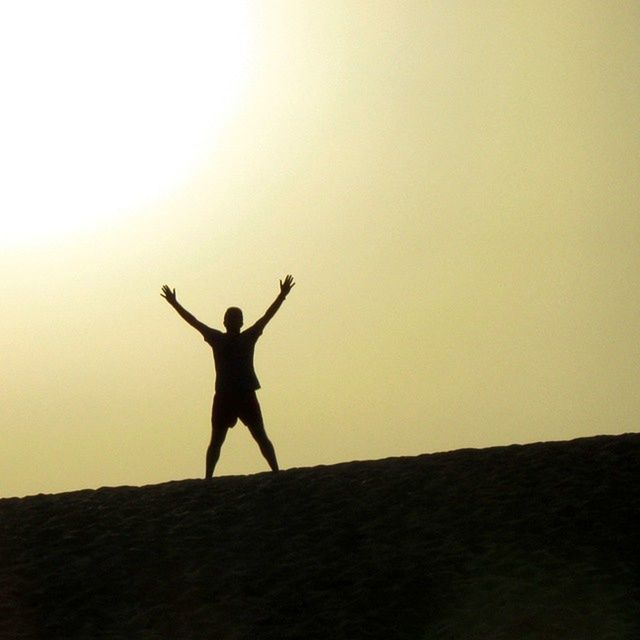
[1,433,638,639]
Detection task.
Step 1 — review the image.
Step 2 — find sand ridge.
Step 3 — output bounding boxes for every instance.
[1,433,639,639]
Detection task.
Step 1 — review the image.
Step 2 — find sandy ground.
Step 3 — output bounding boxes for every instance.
[1,433,639,639]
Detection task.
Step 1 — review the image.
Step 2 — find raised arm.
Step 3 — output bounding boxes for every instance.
[251,275,295,333]
[161,285,209,335]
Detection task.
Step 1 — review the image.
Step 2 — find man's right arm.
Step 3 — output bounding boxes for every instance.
[161,285,209,335]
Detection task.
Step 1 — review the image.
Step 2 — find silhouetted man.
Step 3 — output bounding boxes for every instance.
[161,275,295,478]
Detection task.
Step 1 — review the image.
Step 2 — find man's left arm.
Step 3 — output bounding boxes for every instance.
[251,275,295,333]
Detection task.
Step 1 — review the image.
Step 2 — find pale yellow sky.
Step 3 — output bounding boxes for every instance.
[2,1,639,497]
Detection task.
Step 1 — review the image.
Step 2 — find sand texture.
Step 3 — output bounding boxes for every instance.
[1,433,639,639]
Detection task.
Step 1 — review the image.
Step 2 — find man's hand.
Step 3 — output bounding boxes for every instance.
[279,275,295,297]
[161,285,177,305]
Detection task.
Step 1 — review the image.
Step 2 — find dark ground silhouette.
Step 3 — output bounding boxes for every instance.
[1,433,639,639]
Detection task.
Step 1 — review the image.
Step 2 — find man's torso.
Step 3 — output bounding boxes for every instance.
[203,326,262,392]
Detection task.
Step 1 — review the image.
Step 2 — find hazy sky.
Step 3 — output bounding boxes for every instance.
[2,1,639,497]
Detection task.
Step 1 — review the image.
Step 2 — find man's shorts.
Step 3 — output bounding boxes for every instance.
[211,390,263,430]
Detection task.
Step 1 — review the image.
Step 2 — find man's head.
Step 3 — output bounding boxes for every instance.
[224,307,243,334]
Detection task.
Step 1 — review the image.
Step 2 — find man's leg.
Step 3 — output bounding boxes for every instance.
[241,393,279,472]
[250,423,279,472]
[205,425,228,479]
[206,394,232,479]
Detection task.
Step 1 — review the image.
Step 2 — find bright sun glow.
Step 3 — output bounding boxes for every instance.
[0,2,252,247]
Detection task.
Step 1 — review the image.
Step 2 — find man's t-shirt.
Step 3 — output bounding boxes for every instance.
[202,325,263,392]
